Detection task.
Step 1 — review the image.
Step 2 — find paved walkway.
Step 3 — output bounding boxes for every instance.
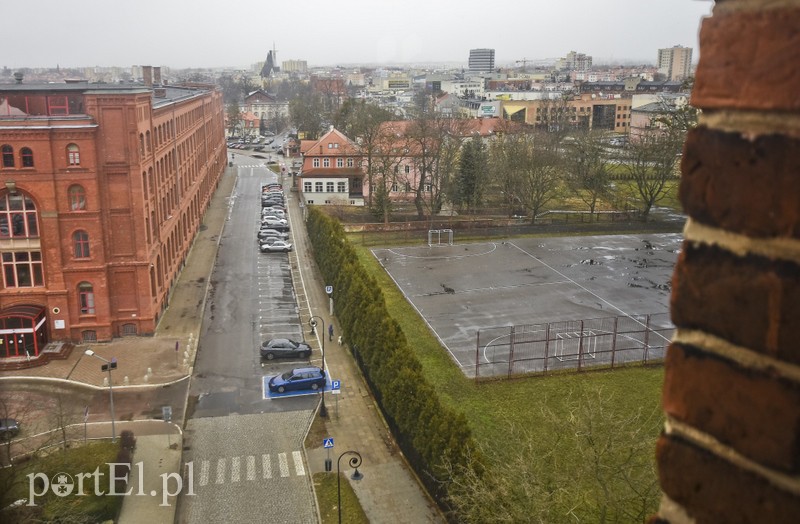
[0,150,443,523]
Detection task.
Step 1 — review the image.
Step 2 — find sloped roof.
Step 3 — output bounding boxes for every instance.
[303,127,359,156]
[245,89,277,103]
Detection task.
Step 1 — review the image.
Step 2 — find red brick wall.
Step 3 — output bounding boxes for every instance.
[657,1,800,521]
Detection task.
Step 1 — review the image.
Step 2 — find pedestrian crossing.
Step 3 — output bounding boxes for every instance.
[195,452,306,487]
[236,164,269,169]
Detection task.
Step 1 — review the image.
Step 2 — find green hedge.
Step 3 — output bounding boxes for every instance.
[306,207,481,513]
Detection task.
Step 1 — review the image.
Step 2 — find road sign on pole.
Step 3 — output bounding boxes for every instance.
[323,437,334,449]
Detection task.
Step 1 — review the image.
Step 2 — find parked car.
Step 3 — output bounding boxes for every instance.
[260,222,289,232]
[261,208,285,217]
[262,204,286,212]
[258,228,289,240]
[0,418,20,439]
[260,240,293,253]
[260,338,311,360]
[262,219,288,228]
[268,367,326,393]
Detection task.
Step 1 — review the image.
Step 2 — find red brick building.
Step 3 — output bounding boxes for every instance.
[0,67,226,361]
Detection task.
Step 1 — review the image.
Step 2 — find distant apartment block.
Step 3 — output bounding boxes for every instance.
[657,45,693,81]
[282,60,308,73]
[468,48,495,73]
[556,51,592,71]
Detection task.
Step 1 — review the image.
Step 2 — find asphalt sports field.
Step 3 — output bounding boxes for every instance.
[371,233,682,377]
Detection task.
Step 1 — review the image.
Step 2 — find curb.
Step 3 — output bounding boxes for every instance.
[0,375,190,392]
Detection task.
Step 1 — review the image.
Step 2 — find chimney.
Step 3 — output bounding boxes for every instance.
[142,65,153,87]
[153,67,162,86]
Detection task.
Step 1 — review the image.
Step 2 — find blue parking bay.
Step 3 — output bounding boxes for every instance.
[262,375,333,400]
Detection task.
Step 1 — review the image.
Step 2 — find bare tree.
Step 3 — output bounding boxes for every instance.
[563,130,612,217]
[289,92,325,140]
[489,133,526,217]
[404,96,472,219]
[370,134,407,224]
[516,131,564,223]
[340,100,396,208]
[619,128,682,218]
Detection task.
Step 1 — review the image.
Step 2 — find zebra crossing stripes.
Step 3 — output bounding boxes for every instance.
[292,451,305,476]
[247,455,256,481]
[215,458,226,484]
[194,453,307,487]
[231,456,241,483]
[262,454,271,479]
[278,453,290,478]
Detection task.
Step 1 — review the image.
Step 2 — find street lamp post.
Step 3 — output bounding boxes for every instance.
[84,349,117,442]
[309,315,328,418]
[337,450,363,524]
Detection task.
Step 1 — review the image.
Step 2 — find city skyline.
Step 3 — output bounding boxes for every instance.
[2,0,712,70]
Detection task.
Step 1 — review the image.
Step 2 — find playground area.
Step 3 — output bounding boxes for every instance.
[371,232,682,378]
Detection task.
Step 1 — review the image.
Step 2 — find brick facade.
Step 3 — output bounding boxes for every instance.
[656,1,800,521]
[0,79,226,353]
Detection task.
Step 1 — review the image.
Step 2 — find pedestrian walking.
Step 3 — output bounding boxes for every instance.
[328,324,334,342]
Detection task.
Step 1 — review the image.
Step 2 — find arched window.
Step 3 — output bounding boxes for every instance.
[78,282,95,314]
[68,184,86,210]
[66,144,80,166]
[139,133,145,156]
[20,148,34,167]
[1,145,13,168]
[0,192,38,238]
[73,230,90,258]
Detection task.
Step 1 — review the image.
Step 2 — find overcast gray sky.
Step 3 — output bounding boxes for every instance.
[2,0,713,69]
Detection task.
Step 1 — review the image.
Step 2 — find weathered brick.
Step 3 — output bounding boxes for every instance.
[671,243,800,365]
[680,126,800,239]
[657,434,800,523]
[663,343,800,472]
[692,8,800,111]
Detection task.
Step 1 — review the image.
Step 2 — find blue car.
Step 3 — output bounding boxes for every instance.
[268,367,326,393]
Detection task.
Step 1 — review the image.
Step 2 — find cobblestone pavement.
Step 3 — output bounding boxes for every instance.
[180,412,316,524]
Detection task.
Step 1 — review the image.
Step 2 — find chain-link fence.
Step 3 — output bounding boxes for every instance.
[474,312,672,380]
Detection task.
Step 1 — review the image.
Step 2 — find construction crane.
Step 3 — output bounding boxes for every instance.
[515,58,530,72]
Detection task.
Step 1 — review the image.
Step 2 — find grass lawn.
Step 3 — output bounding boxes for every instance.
[1,440,123,522]
[313,472,369,524]
[355,243,665,521]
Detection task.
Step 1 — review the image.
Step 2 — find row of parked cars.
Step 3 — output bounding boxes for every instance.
[261,339,326,393]
[259,183,293,253]
[257,183,327,394]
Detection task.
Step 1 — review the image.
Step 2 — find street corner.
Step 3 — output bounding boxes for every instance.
[69,337,194,387]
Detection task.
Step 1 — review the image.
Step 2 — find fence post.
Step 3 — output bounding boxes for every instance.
[475,330,480,380]
[643,314,651,364]
[611,316,618,369]
[544,323,550,375]
[578,320,584,372]
[508,326,515,379]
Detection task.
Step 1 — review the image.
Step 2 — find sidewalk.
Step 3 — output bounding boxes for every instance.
[286,176,444,522]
